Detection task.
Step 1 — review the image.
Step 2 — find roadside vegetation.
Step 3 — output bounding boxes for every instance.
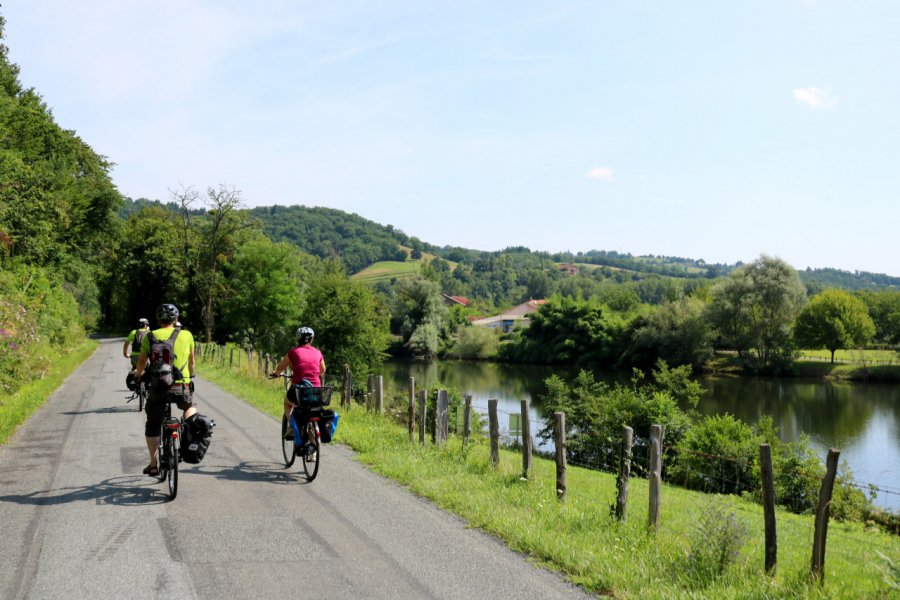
[194,352,899,599]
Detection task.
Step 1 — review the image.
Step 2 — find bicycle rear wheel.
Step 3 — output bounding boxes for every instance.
[282,415,296,467]
[302,422,320,482]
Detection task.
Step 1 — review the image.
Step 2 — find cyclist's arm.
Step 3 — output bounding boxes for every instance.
[319,358,326,380]
[271,354,291,376]
[188,344,195,378]
[123,339,130,358]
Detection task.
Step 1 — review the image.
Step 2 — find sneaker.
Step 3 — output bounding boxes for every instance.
[284,426,294,441]
[306,445,317,462]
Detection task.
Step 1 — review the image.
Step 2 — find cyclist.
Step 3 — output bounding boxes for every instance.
[133,304,196,477]
[123,318,150,375]
[270,326,326,440]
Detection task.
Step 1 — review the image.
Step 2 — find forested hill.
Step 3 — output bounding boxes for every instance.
[248,205,428,274]
[115,199,900,289]
[246,204,900,289]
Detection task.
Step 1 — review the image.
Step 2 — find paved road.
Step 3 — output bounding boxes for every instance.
[0,339,592,599]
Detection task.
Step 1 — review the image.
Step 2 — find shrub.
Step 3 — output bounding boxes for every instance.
[448,325,499,359]
[673,499,749,588]
[670,414,760,494]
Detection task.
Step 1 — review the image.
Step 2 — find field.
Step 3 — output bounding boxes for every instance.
[351,260,421,284]
[797,348,900,365]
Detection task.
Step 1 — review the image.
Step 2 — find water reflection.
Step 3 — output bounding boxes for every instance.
[379,360,900,510]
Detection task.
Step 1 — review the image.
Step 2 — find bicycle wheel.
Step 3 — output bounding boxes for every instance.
[302,422,320,482]
[166,432,179,500]
[281,415,296,467]
[156,431,168,483]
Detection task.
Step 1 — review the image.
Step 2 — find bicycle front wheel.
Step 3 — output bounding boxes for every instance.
[302,422,320,482]
[166,433,179,500]
[282,415,296,467]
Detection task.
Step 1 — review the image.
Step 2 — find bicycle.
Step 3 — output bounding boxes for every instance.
[271,373,332,482]
[156,398,182,500]
[126,375,148,412]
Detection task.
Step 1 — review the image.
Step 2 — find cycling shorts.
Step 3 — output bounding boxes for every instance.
[144,386,193,437]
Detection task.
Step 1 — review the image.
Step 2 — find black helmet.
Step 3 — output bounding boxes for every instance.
[138,318,149,327]
[156,303,180,323]
[296,326,314,344]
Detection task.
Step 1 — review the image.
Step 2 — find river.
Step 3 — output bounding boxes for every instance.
[377,359,900,511]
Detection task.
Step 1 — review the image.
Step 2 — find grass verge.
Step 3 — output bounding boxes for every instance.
[198,356,900,599]
[0,338,98,445]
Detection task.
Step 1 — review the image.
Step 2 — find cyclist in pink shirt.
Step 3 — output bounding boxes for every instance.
[271,327,326,429]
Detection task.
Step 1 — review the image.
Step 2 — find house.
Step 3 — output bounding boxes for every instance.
[472,299,546,333]
[441,294,471,307]
[558,263,580,276]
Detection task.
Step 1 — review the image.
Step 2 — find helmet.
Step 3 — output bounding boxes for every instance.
[138,318,149,327]
[296,326,314,344]
[156,303,180,323]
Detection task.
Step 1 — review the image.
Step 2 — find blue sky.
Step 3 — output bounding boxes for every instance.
[5,1,899,276]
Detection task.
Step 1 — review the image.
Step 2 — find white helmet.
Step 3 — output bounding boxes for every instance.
[296,326,314,344]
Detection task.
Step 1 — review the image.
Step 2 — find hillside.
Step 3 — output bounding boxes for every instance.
[119,199,900,291]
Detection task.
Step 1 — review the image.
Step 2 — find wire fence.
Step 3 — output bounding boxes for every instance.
[195,345,900,574]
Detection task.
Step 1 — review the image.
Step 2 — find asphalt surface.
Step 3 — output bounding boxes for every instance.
[0,339,593,600]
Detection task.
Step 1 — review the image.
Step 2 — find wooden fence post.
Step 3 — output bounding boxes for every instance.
[811,448,841,583]
[375,375,384,414]
[555,412,567,500]
[488,399,499,468]
[367,374,375,402]
[221,345,226,367]
[229,347,234,368]
[342,364,352,407]
[463,394,472,445]
[417,390,427,445]
[257,352,262,377]
[521,399,533,479]
[616,426,633,521]
[435,390,449,445]
[648,424,665,531]
[760,443,777,574]
[408,377,415,441]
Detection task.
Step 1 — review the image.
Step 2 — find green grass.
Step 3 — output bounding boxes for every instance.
[352,260,421,284]
[0,338,98,445]
[797,349,899,364]
[197,352,900,599]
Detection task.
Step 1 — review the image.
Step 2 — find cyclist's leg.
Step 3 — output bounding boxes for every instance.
[144,389,165,473]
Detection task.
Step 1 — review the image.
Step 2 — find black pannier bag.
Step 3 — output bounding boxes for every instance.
[181,413,215,464]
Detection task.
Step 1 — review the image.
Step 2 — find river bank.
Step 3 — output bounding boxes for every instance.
[705,354,900,383]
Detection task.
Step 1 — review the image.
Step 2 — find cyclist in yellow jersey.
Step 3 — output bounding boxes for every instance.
[134,303,196,477]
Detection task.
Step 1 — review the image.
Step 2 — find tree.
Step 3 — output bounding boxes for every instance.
[708,255,806,371]
[389,277,448,358]
[173,185,260,342]
[219,236,314,354]
[794,288,875,362]
[626,297,714,370]
[299,261,390,377]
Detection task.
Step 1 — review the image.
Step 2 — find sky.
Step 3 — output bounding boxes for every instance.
[4,1,900,276]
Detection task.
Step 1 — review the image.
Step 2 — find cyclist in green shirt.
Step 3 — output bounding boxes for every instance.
[123,318,150,370]
[134,304,197,477]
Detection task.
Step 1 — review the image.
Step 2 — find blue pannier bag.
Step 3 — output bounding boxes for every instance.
[320,410,339,443]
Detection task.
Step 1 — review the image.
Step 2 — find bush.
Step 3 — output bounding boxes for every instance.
[670,414,759,494]
[448,326,499,359]
[0,264,85,394]
[673,499,749,588]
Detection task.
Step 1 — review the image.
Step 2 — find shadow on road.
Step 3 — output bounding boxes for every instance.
[187,460,307,485]
[59,403,139,415]
[0,475,173,507]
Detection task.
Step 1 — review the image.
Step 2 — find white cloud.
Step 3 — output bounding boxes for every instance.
[793,86,835,109]
[586,166,615,181]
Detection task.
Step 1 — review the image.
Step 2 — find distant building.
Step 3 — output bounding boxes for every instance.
[441,294,471,307]
[558,263,580,276]
[472,299,546,333]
